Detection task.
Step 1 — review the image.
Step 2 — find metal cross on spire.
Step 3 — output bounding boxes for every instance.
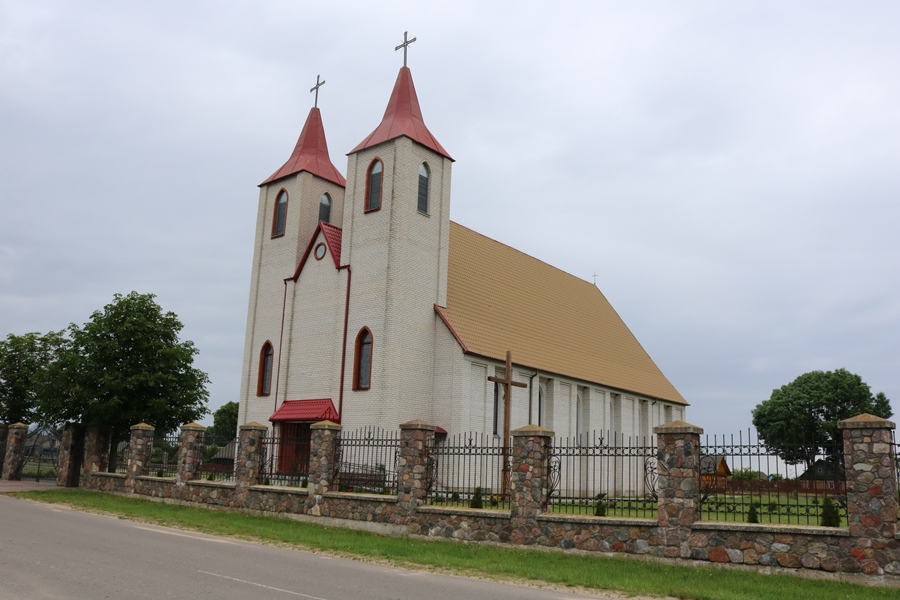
[395,31,417,67]
[310,74,326,107]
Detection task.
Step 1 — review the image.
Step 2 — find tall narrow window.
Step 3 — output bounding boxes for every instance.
[318,193,332,223]
[417,162,430,214]
[272,190,288,237]
[353,328,373,390]
[365,160,383,212]
[258,342,274,396]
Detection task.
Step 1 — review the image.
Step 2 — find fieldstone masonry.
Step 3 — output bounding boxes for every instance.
[509,425,554,544]
[73,415,900,582]
[2,423,28,481]
[176,422,205,485]
[125,423,154,491]
[839,414,899,575]
[82,426,109,483]
[654,420,703,559]
[0,423,8,478]
[307,420,341,516]
[55,424,75,487]
[396,420,436,520]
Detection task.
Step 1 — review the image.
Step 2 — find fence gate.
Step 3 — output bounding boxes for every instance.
[18,426,62,483]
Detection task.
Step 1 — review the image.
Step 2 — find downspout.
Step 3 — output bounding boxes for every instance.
[527,369,539,425]
[337,265,352,423]
[274,278,289,415]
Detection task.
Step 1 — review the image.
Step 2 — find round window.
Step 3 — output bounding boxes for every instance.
[314,243,327,260]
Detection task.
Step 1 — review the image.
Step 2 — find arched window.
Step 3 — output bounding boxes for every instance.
[353,328,373,390]
[272,190,288,237]
[319,193,332,223]
[258,342,274,396]
[417,163,430,214]
[365,160,383,212]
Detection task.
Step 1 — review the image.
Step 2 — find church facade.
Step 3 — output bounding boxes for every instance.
[237,63,686,444]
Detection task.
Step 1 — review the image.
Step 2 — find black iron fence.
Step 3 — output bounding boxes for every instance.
[149,433,180,478]
[18,426,61,482]
[199,435,238,482]
[426,432,510,508]
[260,431,311,487]
[334,426,399,495]
[700,430,846,526]
[547,432,657,518]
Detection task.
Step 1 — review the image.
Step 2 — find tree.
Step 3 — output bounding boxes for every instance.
[40,292,209,458]
[0,331,64,424]
[205,401,239,444]
[752,369,892,469]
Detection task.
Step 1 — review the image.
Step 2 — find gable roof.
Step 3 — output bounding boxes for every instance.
[439,222,686,405]
[349,67,452,160]
[290,221,343,280]
[270,399,339,423]
[261,107,347,187]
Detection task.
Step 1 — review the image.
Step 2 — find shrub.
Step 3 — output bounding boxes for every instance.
[820,496,841,527]
[450,492,460,503]
[489,495,500,507]
[747,502,760,524]
[469,487,484,509]
[594,493,607,517]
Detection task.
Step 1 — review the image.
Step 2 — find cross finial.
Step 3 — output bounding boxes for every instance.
[395,31,417,67]
[310,74,326,108]
[592,273,598,285]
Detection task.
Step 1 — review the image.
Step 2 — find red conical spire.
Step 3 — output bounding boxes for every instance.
[349,67,452,160]
[261,107,346,187]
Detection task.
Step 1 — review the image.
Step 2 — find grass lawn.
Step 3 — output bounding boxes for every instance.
[8,489,896,600]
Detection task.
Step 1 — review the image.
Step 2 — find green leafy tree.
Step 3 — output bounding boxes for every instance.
[752,369,892,469]
[0,331,64,424]
[41,292,209,464]
[205,401,239,444]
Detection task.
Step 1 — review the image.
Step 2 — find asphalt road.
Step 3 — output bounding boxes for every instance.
[0,495,615,600]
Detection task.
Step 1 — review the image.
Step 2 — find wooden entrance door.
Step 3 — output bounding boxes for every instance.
[278,423,311,476]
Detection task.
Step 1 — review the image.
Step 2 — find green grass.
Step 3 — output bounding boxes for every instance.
[8,489,897,600]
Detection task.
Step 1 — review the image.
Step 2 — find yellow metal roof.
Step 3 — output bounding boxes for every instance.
[442,222,686,405]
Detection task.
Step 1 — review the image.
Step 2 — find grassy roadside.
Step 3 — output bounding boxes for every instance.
[8,489,896,600]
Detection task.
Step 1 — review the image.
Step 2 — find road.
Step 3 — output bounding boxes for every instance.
[0,495,616,600]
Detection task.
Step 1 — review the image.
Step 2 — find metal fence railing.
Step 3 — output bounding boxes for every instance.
[259,432,311,487]
[426,432,510,508]
[199,435,238,482]
[547,432,657,518]
[700,430,846,526]
[148,433,180,478]
[334,426,399,495]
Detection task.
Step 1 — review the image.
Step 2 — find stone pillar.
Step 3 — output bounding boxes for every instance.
[654,420,703,559]
[0,423,8,478]
[56,424,75,487]
[509,424,554,544]
[234,422,268,494]
[176,422,206,485]
[82,426,109,482]
[397,420,436,519]
[307,420,342,516]
[839,414,898,575]
[2,423,28,481]
[124,423,155,492]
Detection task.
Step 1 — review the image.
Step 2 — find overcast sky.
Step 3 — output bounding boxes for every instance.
[2,1,898,435]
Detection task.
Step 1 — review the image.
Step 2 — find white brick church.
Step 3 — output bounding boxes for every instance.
[237,52,686,444]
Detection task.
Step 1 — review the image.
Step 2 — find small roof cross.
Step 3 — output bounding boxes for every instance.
[395,31,417,67]
[310,74,326,107]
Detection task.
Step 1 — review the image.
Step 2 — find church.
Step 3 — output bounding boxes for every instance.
[237,41,686,446]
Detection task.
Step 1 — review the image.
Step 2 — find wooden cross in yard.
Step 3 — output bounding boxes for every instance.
[488,351,527,498]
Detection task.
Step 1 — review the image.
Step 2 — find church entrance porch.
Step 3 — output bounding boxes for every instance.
[260,422,311,487]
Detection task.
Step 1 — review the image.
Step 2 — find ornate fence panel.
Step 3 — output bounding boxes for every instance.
[426,432,511,508]
[199,435,238,482]
[699,429,846,526]
[148,432,180,478]
[259,431,311,487]
[18,426,61,482]
[547,431,657,518]
[333,426,399,495]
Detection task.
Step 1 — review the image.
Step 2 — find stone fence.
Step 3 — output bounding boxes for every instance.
[59,414,899,581]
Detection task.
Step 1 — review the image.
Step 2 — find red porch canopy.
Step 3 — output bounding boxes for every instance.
[269,399,339,423]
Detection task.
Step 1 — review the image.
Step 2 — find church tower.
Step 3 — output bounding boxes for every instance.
[338,60,454,430]
[239,97,346,426]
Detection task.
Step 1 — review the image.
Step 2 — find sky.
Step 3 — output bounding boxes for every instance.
[1,1,898,435]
